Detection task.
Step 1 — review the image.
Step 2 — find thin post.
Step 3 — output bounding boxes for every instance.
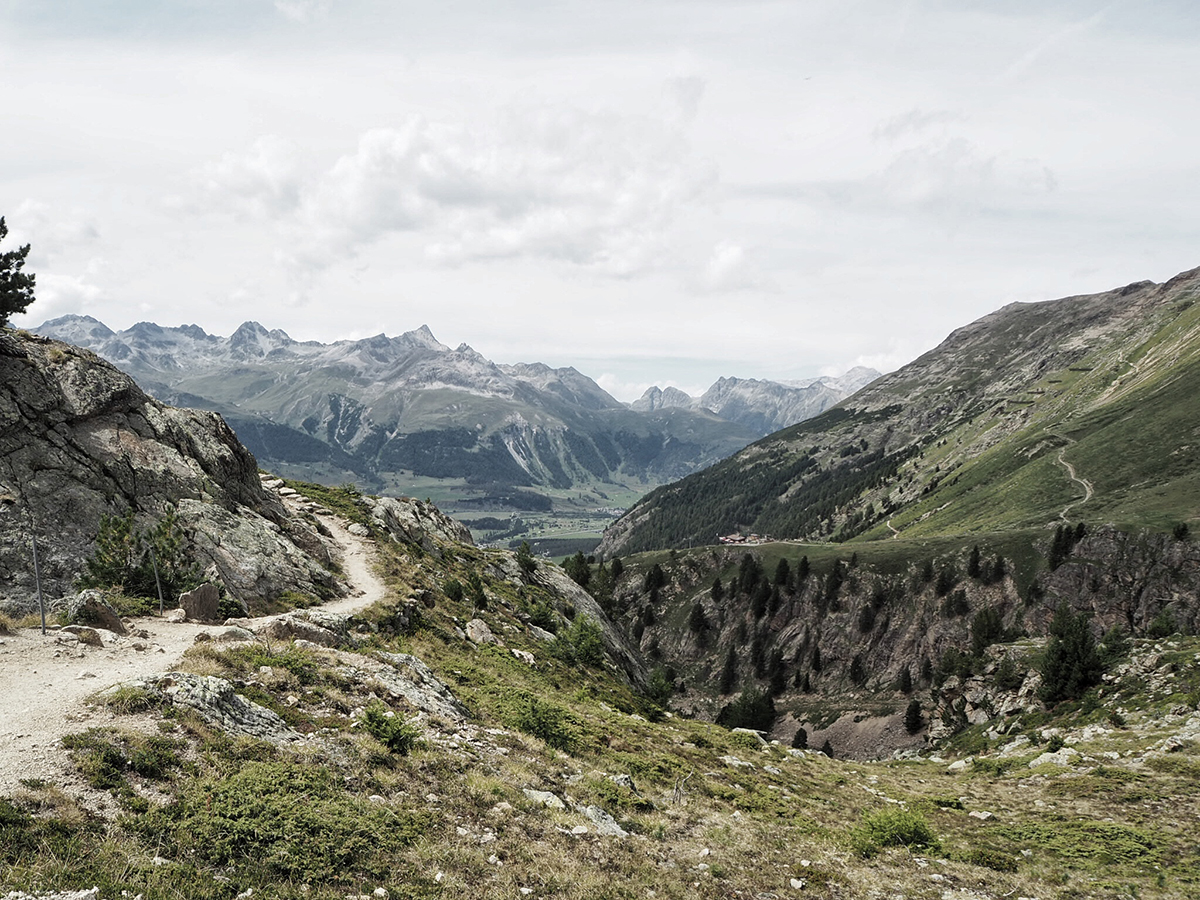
[150,545,165,615]
[31,530,45,635]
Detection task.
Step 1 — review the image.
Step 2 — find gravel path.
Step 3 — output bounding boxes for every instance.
[0,504,386,797]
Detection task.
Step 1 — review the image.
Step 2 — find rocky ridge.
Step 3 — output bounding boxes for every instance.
[631,366,881,436]
[0,330,343,615]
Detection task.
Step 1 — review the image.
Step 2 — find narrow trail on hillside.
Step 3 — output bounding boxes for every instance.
[0,500,387,798]
[886,519,900,539]
[1056,447,1095,521]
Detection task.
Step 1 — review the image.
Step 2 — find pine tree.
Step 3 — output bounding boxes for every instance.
[791,726,808,749]
[904,699,924,734]
[1039,604,1103,704]
[897,667,913,694]
[967,545,982,579]
[0,217,36,327]
[718,646,738,695]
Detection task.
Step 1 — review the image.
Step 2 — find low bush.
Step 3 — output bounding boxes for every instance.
[850,808,938,857]
[501,692,576,751]
[360,700,422,755]
[134,761,430,885]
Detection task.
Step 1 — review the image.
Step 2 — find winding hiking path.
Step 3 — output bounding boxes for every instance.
[0,503,386,798]
[1056,447,1095,521]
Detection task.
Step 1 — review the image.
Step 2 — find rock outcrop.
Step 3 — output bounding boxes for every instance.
[366,496,474,552]
[0,331,343,615]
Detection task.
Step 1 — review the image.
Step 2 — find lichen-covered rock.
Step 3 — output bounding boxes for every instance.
[0,332,345,615]
[365,496,473,553]
[256,611,348,648]
[66,589,126,635]
[130,672,300,743]
[339,650,471,722]
[466,618,499,646]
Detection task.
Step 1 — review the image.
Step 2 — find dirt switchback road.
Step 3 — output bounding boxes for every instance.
[0,506,386,798]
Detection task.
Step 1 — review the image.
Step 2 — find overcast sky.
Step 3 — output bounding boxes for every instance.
[3,1,1199,400]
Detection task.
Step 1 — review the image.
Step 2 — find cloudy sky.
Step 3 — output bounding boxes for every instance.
[3,1,1199,400]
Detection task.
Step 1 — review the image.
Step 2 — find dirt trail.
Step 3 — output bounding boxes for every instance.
[0,503,386,797]
[1056,447,1095,521]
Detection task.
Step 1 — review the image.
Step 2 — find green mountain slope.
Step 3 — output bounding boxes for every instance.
[601,267,1200,556]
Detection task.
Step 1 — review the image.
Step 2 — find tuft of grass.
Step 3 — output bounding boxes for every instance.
[0,611,14,635]
[100,684,156,716]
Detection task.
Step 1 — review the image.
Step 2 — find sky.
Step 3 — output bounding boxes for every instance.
[3,1,1200,401]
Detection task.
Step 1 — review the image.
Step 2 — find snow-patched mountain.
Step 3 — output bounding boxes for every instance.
[34,317,759,501]
[630,367,880,436]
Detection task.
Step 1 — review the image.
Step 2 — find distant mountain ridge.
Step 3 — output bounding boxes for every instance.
[631,368,880,434]
[33,317,871,514]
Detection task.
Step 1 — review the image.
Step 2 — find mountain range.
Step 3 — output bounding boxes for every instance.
[32,316,874,521]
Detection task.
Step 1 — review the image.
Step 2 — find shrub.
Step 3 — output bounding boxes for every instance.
[646,666,674,707]
[850,808,938,857]
[515,541,537,576]
[360,701,421,755]
[791,727,808,749]
[554,615,605,667]
[443,578,464,603]
[78,506,201,601]
[961,846,1019,873]
[135,761,429,884]
[504,693,576,751]
[0,611,13,635]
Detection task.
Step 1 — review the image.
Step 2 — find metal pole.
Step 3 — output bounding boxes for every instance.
[31,530,45,635]
[150,545,165,615]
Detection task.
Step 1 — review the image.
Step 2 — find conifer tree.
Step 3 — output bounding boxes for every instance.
[904,699,924,734]
[1038,604,1102,704]
[0,217,36,327]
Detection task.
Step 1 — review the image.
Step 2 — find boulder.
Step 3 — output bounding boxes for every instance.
[133,672,300,743]
[256,612,346,648]
[365,496,474,554]
[466,618,499,646]
[66,590,126,635]
[179,583,221,623]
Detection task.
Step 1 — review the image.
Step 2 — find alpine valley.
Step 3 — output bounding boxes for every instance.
[33,315,877,553]
[3,266,1200,900]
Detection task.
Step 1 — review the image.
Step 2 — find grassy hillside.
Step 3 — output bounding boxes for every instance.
[601,269,1200,557]
[4,486,1200,899]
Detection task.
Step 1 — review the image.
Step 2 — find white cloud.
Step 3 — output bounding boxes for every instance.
[13,270,108,324]
[10,200,100,263]
[190,135,304,220]
[274,0,331,25]
[193,101,716,281]
[690,241,772,294]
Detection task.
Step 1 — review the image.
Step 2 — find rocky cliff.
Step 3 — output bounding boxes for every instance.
[0,330,343,614]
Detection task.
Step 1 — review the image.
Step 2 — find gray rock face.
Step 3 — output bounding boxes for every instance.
[465,618,499,646]
[131,672,300,743]
[0,331,344,615]
[256,611,349,648]
[66,589,126,635]
[179,583,220,623]
[366,496,474,551]
[342,650,471,722]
